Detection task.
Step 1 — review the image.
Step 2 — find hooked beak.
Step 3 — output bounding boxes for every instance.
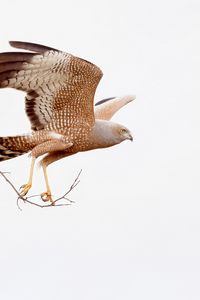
[128,133,133,142]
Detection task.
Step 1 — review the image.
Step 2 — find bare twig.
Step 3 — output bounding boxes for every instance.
[0,170,82,209]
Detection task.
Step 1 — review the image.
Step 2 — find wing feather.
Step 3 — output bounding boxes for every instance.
[9,41,58,53]
[0,52,36,63]
[0,42,103,130]
[94,95,135,120]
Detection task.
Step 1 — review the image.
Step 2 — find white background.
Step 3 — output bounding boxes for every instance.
[0,0,199,299]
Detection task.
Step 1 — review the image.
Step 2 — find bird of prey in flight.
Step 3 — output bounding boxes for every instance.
[0,41,135,203]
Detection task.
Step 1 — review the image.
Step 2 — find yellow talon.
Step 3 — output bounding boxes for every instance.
[41,191,54,204]
[20,183,32,197]
[19,157,35,197]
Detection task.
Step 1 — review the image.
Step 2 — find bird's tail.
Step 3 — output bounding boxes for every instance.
[0,135,34,161]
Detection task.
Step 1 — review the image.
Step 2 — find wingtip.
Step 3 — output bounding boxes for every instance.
[8,41,58,53]
[121,95,136,102]
[9,41,29,50]
[9,41,20,47]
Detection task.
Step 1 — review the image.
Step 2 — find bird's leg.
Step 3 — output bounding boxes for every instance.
[40,151,73,203]
[20,157,36,197]
[40,163,53,204]
[20,140,72,199]
[20,140,73,202]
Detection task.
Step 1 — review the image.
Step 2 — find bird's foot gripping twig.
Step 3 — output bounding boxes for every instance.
[40,191,54,204]
[19,182,32,197]
[0,170,82,210]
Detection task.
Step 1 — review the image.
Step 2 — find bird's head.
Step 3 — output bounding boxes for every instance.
[113,124,133,144]
[89,120,133,150]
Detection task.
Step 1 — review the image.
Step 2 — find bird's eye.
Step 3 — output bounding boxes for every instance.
[121,128,127,134]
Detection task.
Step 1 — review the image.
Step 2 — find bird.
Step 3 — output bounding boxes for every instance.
[0,41,135,203]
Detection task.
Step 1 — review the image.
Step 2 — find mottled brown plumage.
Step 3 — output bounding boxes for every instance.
[0,41,135,202]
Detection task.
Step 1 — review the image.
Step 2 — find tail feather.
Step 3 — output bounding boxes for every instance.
[0,145,26,161]
[0,135,34,161]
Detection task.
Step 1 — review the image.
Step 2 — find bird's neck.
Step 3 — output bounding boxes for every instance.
[86,119,117,150]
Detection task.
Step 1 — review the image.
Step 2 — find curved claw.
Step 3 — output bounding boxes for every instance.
[19,183,32,197]
[19,184,25,190]
[41,192,54,205]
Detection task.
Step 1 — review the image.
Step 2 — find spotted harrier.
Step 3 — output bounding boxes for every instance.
[0,41,135,203]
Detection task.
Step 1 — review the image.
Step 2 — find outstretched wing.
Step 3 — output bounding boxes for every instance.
[0,41,103,130]
[94,95,135,120]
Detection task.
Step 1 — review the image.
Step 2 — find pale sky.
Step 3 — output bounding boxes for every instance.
[0,0,200,299]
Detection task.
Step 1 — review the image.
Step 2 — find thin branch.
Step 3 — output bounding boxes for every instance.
[0,170,82,209]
